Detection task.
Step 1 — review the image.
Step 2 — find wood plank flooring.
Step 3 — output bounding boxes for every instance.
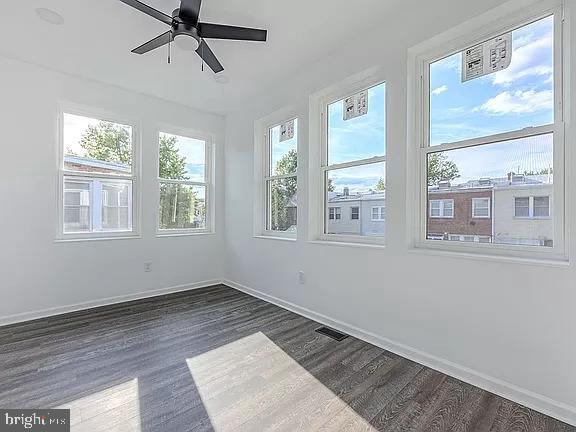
[0,284,573,431]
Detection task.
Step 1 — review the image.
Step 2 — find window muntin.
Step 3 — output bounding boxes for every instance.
[420,12,562,256]
[60,112,136,237]
[472,198,491,218]
[264,119,298,233]
[322,83,386,239]
[158,132,209,232]
[429,199,454,218]
[429,16,554,146]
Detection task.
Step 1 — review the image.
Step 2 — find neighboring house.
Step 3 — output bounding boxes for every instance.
[493,177,553,247]
[63,156,132,233]
[426,173,553,246]
[326,188,386,236]
[427,184,492,242]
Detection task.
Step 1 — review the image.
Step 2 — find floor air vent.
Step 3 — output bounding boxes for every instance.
[315,326,349,341]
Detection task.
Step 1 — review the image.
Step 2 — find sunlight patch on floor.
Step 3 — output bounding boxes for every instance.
[187,331,378,431]
[56,378,141,432]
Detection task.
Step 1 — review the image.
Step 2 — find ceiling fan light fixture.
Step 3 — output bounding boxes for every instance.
[174,34,200,51]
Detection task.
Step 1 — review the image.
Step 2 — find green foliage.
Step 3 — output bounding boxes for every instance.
[80,122,132,166]
[270,149,297,231]
[327,178,335,192]
[375,178,385,190]
[159,134,189,181]
[427,152,460,186]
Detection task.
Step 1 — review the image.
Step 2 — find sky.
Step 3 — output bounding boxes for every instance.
[270,119,298,176]
[64,114,206,182]
[327,83,386,193]
[429,15,554,184]
[324,15,554,193]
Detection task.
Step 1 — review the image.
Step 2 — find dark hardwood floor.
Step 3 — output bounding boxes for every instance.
[0,285,572,431]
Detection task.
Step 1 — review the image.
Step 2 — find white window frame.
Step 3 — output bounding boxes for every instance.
[429,199,454,218]
[309,69,387,246]
[514,195,551,219]
[56,103,141,241]
[408,2,567,261]
[156,125,214,236]
[371,206,386,221]
[472,198,491,219]
[254,107,299,240]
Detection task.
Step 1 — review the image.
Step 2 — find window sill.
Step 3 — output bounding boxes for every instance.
[54,234,141,243]
[408,246,569,268]
[254,234,297,242]
[157,230,215,238]
[308,239,386,250]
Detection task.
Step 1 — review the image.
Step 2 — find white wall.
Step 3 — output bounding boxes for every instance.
[0,55,225,322]
[224,0,576,425]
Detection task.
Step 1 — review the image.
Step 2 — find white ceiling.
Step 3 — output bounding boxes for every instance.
[0,0,501,113]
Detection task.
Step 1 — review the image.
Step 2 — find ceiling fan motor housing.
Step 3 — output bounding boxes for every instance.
[171,8,200,42]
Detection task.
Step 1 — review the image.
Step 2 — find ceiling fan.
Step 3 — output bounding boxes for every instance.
[118,0,268,73]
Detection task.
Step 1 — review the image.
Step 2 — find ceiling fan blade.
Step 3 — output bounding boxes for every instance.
[179,0,202,24]
[198,23,267,41]
[132,31,173,54]
[196,40,224,73]
[118,0,173,25]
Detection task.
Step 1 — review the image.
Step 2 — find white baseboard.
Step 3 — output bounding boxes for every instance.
[223,279,576,427]
[0,279,222,327]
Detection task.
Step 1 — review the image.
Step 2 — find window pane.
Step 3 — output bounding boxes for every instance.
[159,183,206,230]
[326,162,385,236]
[159,132,205,182]
[102,181,131,231]
[534,196,550,217]
[266,177,297,232]
[426,133,553,247]
[269,120,298,176]
[63,180,90,233]
[429,16,554,145]
[328,83,385,165]
[515,197,530,217]
[63,113,132,174]
[473,199,490,217]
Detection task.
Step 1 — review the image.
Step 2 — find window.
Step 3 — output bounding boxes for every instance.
[321,81,386,240]
[472,198,490,218]
[429,199,453,218]
[329,207,341,220]
[263,119,298,234]
[417,10,563,257]
[158,131,210,233]
[351,207,359,220]
[371,206,385,221]
[515,196,550,218]
[59,110,137,238]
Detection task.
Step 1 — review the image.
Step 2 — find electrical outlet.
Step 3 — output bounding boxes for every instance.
[298,271,305,285]
[144,262,152,272]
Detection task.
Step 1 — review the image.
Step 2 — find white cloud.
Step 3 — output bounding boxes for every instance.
[431,85,448,96]
[479,90,553,114]
[492,34,553,85]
